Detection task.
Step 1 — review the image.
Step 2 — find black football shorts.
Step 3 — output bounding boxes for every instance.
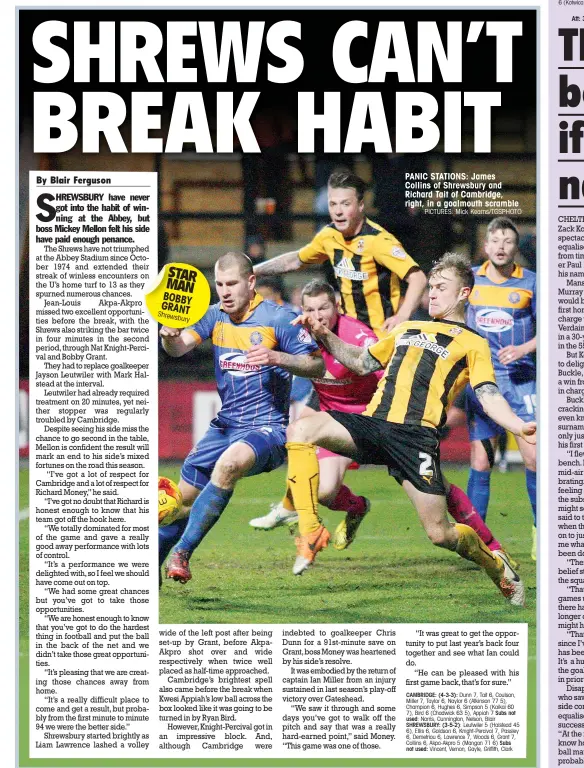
[327,411,446,495]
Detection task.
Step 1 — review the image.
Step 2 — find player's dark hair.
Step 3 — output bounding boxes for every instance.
[216,251,254,278]
[256,276,284,296]
[486,217,519,242]
[328,169,367,201]
[429,253,475,292]
[300,279,337,304]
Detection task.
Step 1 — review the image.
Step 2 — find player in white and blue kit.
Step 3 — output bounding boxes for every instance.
[465,218,537,556]
[159,252,324,584]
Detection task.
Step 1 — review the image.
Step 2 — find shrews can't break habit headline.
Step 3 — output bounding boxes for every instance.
[32,19,523,154]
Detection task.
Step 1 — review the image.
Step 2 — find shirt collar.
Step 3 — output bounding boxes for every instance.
[477,261,523,280]
[331,217,368,241]
[221,291,263,323]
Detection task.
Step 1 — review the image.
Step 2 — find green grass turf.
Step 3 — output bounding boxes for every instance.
[156,465,535,650]
[19,465,535,647]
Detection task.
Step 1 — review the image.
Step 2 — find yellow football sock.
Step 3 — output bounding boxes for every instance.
[454,524,504,583]
[286,442,321,535]
[281,488,295,513]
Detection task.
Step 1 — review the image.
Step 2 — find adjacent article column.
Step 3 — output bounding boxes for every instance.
[551,14,584,768]
[28,172,158,756]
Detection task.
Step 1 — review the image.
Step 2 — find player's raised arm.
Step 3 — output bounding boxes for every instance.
[159,326,200,357]
[293,313,383,376]
[475,383,537,444]
[245,344,326,378]
[253,250,305,276]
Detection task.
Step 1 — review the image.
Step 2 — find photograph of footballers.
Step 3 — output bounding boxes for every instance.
[157,162,537,628]
[15,0,537,633]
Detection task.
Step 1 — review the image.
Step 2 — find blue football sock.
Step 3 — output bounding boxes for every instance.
[159,518,187,567]
[467,469,491,521]
[174,483,233,556]
[526,469,537,526]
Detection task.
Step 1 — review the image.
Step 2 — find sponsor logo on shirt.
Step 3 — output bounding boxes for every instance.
[396,332,450,359]
[334,257,369,281]
[219,352,261,376]
[475,308,514,334]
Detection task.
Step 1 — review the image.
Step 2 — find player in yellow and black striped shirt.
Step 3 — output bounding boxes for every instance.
[284,253,536,607]
[363,319,495,430]
[254,170,427,337]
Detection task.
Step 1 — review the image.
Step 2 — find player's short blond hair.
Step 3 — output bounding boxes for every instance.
[429,253,474,292]
[215,251,254,278]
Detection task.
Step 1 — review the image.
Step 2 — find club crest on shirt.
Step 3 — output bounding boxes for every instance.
[508,292,521,304]
[392,246,407,260]
[250,331,263,345]
[448,326,463,336]
[357,238,365,253]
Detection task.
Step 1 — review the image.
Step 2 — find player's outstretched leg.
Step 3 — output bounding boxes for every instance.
[332,489,370,551]
[166,443,255,584]
[286,442,330,575]
[454,524,524,606]
[403,481,525,606]
[445,483,518,569]
[286,412,358,573]
[447,483,501,549]
[159,481,199,587]
[159,519,187,586]
[307,454,370,551]
[250,454,368,544]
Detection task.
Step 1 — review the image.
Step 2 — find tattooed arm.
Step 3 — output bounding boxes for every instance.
[253,251,306,276]
[245,346,326,378]
[290,314,383,376]
[319,328,383,375]
[475,383,537,444]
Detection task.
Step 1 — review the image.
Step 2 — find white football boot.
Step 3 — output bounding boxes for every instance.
[249,502,299,530]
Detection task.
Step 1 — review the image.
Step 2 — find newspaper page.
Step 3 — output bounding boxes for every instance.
[549,2,584,767]
[17,2,543,766]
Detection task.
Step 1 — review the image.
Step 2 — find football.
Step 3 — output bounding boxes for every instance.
[158,476,184,526]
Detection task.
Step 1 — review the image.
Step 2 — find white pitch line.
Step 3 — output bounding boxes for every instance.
[19,508,29,521]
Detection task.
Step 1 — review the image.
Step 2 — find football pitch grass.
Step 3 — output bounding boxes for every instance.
[19,465,536,648]
[156,465,536,638]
